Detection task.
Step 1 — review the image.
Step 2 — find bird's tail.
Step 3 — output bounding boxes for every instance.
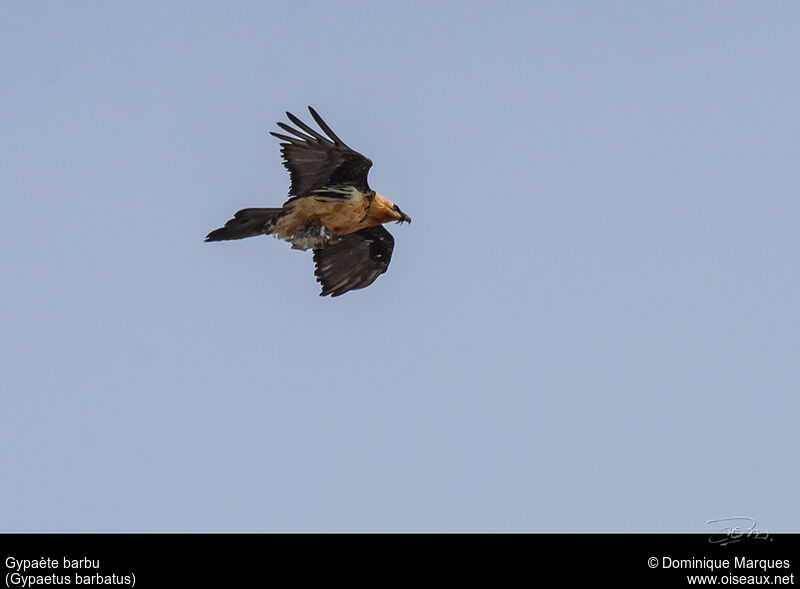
[205,208,285,242]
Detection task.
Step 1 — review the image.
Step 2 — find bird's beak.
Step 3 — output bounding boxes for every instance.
[396,209,412,224]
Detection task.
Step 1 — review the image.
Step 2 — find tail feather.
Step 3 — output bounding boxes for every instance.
[205,208,284,242]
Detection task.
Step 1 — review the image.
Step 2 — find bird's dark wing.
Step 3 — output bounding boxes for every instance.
[313,226,395,297]
[269,106,373,198]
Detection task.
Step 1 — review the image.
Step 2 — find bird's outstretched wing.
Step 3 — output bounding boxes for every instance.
[313,226,395,297]
[270,106,373,198]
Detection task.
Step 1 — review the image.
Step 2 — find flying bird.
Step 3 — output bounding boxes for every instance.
[206,106,411,297]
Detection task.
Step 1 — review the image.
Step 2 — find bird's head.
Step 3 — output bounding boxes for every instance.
[373,193,411,225]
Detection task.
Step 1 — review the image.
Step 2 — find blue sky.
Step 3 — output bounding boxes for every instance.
[1,1,798,531]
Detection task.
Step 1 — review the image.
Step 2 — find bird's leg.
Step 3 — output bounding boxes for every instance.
[289,220,333,250]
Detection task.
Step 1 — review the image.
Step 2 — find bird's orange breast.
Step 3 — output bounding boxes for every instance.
[274,190,394,237]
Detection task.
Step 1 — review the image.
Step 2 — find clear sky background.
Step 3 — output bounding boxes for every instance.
[2,1,798,532]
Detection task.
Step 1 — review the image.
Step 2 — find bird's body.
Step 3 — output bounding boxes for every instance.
[206,107,410,297]
[273,187,400,238]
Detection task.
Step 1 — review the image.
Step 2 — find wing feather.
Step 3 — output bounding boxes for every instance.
[285,111,330,143]
[312,226,394,297]
[269,107,373,197]
[308,106,347,145]
[275,122,317,142]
